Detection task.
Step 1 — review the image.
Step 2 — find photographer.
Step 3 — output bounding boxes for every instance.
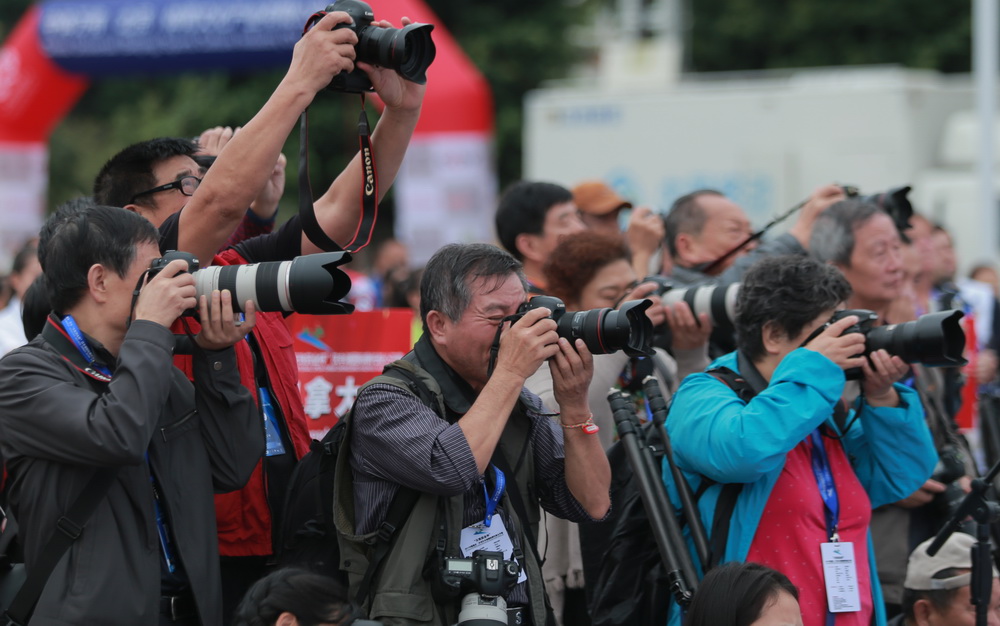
[92,8,426,617]
[663,184,844,287]
[523,230,709,625]
[341,243,611,625]
[664,255,935,626]
[494,181,587,295]
[0,204,263,625]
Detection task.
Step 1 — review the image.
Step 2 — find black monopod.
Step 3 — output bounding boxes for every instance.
[927,459,1000,626]
[643,376,711,570]
[608,389,698,607]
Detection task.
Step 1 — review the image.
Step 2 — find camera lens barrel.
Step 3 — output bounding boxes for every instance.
[661,282,740,332]
[865,309,966,367]
[192,251,355,315]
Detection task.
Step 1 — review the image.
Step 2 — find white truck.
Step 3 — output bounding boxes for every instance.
[524,65,999,271]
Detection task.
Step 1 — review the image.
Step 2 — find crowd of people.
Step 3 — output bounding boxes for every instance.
[0,7,998,626]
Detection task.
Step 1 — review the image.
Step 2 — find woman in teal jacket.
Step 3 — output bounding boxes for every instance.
[664,256,936,626]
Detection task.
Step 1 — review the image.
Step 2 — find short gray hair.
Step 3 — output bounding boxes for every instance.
[664,189,723,259]
[810,198,884,267]
[420,244,527,329]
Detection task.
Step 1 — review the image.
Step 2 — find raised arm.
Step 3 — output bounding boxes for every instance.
[177,11,358,265]
[303,18,426,256]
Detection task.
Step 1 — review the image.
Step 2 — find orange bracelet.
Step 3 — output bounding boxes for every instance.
[560,414,599,435]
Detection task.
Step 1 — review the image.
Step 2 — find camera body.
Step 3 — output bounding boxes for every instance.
[324,0,436,93]
[842,184,914,237]
[440,551,520,626]
[442,551,520,599]
[148,250,199,278]
[516,295,653,357]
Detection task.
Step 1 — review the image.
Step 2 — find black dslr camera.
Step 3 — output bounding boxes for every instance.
[439,551,520,626]
[516,295,654,357]
[323,0,436,93]
[814,308,966,379]
[842,185,914,238]
[148,250,199,279]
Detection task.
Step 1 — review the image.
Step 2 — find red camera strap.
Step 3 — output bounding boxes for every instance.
[297,13,380,254]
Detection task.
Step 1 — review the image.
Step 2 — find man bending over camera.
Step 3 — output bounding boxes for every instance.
[339,243,611,626]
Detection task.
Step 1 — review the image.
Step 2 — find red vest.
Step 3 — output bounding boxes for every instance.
[173,249,311,556]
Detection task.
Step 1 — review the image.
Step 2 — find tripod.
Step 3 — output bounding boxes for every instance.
[928,459,1000,626]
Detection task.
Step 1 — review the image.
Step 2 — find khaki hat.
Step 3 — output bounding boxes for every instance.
[572,181,632,216]
[905,532,998,591]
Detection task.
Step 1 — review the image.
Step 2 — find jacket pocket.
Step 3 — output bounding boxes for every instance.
[160,410,198,442]
[370,590,434,622]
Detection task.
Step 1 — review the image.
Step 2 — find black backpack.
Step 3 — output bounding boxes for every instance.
[276,365,442,582]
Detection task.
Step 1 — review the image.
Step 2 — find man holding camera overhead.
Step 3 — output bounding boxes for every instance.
[0,204,263,625]
[338,243,610,626]
[92,7,427,619]
[663,254,934,626]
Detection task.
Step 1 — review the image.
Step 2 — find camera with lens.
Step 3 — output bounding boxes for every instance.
[842,185,914,237]
[818,308,967,379]
[439,550,520,626]
[146,250,356,316]
[644,277,741,334]
[322,0,436,93]
[516,295,654,357]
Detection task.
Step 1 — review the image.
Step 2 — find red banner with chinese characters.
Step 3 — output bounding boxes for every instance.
[287,309,414,439]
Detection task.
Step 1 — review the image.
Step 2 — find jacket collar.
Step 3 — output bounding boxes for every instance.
[410,334,478,416]
[41,313,114,383]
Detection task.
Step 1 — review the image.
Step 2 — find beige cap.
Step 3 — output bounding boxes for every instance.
[904,532,998,591]
[572,181,632,216]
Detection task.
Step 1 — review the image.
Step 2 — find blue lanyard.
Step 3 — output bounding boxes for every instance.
[144,452,177,573]
[482,465,505,527]
[61,315,111,378]
[810,429,840,626]
[809,429,840,542]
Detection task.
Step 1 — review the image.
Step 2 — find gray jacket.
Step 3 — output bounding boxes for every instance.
[668,232,806,288]
[0,317,263,625]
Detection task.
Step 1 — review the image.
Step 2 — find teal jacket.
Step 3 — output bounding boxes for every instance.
[662,348,937,626]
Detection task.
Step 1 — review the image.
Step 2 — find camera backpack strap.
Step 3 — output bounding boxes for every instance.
[349,362,444,607]
[4,468,117,625]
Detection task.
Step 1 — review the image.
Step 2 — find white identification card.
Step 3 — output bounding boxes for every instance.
[821,541,861,613]
[460,515,527,584]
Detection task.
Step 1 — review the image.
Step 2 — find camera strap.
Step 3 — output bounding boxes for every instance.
[296,14,380,257]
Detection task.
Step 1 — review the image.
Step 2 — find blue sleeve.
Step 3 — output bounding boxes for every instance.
[840,384,937,508]
[667,349,845,483]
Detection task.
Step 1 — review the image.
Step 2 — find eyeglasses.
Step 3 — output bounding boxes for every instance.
[128,175,202,205]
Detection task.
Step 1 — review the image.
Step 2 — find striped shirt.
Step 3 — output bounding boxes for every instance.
[350,375,596,607]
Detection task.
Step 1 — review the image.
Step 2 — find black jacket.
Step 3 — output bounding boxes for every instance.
[0,316,263,625]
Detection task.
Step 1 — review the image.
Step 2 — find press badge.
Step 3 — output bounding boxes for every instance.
[459,516,527,584]
[821,541,861,612]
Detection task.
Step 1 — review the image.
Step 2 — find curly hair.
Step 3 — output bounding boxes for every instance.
[735,255,852,361]
[231,568,354,626]
[542,230,631,305]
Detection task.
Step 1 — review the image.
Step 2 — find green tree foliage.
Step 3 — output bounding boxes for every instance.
[0,0,975,224]
[687,0,971,74]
